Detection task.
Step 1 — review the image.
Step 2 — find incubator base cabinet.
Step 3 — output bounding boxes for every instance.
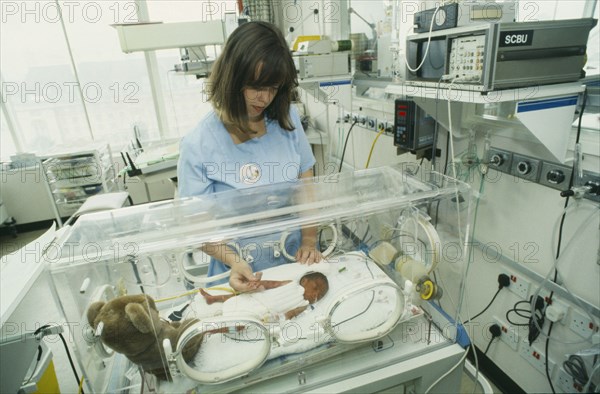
[46,164,472,393]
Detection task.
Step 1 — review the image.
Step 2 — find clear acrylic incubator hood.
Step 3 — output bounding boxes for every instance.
[46,164,472,393]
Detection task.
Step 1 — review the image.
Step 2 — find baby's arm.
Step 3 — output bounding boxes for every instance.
[284,305,308,320]
[200,288,235,305]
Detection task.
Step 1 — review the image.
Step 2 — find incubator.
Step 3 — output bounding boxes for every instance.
[47,164,472,393]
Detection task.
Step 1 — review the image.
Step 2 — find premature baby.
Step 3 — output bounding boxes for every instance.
[200,272,329,321]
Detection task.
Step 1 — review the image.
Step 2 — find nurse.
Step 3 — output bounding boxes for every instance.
[177,21,322,292]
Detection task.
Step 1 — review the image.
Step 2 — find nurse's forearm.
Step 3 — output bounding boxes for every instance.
[301,226,318,247]
[200,243,244,267]
[299,169,318,247]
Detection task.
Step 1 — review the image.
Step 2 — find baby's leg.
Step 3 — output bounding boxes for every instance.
[259,280,292,289]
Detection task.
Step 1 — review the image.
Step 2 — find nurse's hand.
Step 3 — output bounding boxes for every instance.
[229,261,263,292]
[295,243,323,265]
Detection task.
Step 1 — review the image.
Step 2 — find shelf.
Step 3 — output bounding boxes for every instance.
[42,144,118,226]
[385,81,585,104]
[385,81,586,162]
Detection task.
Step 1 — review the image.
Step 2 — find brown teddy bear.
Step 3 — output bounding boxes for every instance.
[87,294,202,381]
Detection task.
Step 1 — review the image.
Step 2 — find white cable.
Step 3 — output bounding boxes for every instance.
[424,347,469,394]
[404,5,440,73]
[584,362,600,393]
[142,295,171,380]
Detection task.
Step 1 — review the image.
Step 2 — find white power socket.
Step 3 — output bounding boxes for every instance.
[569,308,599,338]
[555,367,582,393]
[519,340,555,376]
[493,316,519,351]
[508,274,530,299]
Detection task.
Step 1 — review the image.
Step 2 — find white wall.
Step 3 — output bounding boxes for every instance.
[297,0,600,390]
[305,83,600,392]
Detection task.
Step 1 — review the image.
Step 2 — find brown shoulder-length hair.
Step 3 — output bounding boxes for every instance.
[206,21,299,134]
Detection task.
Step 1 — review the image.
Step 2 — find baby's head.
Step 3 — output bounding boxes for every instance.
[299,272,329,304]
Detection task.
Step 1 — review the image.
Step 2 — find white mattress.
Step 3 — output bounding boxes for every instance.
[162,252,412,386]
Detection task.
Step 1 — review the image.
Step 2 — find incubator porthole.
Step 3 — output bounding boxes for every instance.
[113,254,172,287]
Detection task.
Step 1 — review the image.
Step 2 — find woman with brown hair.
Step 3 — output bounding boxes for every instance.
[177,21,321,293]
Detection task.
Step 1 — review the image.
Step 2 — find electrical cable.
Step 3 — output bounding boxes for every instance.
[338,120,358,172]
[564,354,597,392]
[483,338,495,355]
[583,361,600,393]
[506,299,536,327]
[527,297,545,345]
[59,332,84,394]
[528,87,599,346]
[545,321,556,394]
[404,5,440,73]
[528,206,599,345]
[78,376,85,394]
[424,347,470,394]
[462,287,502,324]
[544,164,572,393]
[331,291,375,328]
[22,345,42,386]
[484,324,501,355]
[364,128,386,168]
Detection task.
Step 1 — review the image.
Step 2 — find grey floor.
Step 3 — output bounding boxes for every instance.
[1,228,503,394]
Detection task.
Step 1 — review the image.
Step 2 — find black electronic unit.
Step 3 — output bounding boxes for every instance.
[414,3,459,33]
[413,2,515,34]
[393,99,436,152]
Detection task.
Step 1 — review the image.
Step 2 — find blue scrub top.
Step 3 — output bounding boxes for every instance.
[177,107,316,280]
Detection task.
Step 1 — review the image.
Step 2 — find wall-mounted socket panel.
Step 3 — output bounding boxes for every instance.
[487,147,600,202]
[569,308,599,338]
[493,316,519,350]
[377,120,386,132]
[508,274,530,299]
[539,162,572,191]
[511,154,541,182]
[519,340,555,376]
[555,367,582,393]
[487,148,513,174]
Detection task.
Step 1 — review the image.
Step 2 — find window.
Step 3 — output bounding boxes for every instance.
[1,0,91,155]
[146,0,238,138]
[0,103,17,161]
[61,0,160,147]
[0,0,159,157]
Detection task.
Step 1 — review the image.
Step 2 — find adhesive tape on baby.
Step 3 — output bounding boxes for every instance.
[395,256,428,282]
[368,242,398,266]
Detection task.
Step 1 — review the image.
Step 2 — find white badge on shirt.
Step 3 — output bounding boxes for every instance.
[240,162,261,184]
